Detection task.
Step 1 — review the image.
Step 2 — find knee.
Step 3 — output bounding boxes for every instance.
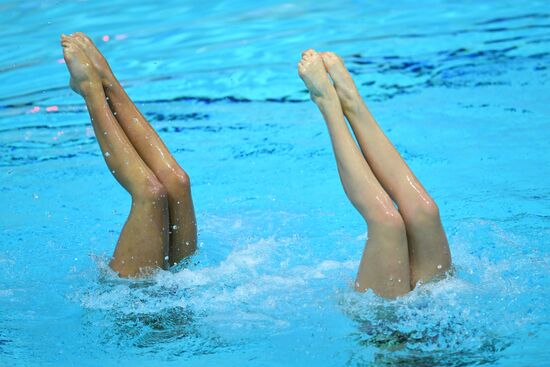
[134,175,169,203]
[405,198,441,225]
[160,167,191,194]
[367,207,406,234]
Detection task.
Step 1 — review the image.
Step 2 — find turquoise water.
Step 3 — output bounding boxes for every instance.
[1,0,550,366]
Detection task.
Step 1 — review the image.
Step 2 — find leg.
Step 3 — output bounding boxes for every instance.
[62,36,169,277]
[299,50,410,298]
[321,53,451,286]
[71,33,197,265]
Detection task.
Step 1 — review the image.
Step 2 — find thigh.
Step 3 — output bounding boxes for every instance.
[404,211,451,286]
[357,214,411,298]
[110,184,170,277]
[164,179,197,265]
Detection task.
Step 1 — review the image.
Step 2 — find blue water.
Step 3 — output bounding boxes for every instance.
[1,1,549,366]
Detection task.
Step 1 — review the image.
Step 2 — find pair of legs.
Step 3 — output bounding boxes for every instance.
[298,50,451,298]
[61,33,197,277]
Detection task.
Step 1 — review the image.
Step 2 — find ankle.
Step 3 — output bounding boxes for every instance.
[101,74,117,89]
[336,87,362,112]
[312,89,339,107]
[80,79,103,97]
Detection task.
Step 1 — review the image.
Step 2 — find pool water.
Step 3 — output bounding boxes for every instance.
[1,1,549,366]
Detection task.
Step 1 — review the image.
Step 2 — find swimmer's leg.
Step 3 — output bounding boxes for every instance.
[71,33,197,266]
[62,35,169,277]
[321,52,451,286]
[299,49,410,298]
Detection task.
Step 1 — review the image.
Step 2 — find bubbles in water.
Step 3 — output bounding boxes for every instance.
[32,193,39,199]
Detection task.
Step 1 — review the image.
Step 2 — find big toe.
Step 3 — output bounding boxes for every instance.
[73,32,93,46]
[321,52,344,70]
[302,48,317,60]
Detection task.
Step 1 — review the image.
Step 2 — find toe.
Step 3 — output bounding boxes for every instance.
[322,52,344,70]
[321,52,335,62]
[302,49,316,58]
[72,37,86,48]
[74,32,89,44]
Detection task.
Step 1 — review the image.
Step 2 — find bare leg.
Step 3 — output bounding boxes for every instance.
[321,52,451,286]
[299,50,410,298]
[62,36,169,277]
[71,33,197,266]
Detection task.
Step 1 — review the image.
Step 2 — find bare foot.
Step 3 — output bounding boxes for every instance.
[70,32,115,84]
[298,49,338,105]
[320,52,363,113]
[61,35,101,96]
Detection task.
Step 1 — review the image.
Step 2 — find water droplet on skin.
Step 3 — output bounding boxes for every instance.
[389,276,394,281]
[111,170,116,174]
[185,241,189,246]
[355,282,360,288]
[113,112,117,116]
[437,264,442,270]
[104,151,110,157]
[106,97,109,100]
[172,225,178,230]
[164,256,169,261]
[398,278,402,283]
[103,131,107,135]
[177,201,181,205]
